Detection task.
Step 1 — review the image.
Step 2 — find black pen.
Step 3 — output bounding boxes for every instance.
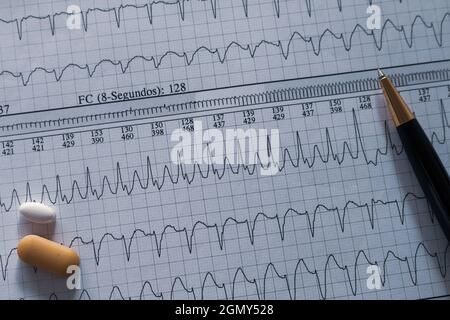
[378,69,450,241]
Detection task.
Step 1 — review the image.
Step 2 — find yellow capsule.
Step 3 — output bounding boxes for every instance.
[17,235,80,277]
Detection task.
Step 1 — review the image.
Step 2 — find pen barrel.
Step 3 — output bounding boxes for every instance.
[397,119,450,242]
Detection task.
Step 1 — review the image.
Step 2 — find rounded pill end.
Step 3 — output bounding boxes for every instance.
[17,235,40,260]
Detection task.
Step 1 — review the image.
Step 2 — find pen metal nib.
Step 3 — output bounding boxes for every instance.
[378,69,415,127]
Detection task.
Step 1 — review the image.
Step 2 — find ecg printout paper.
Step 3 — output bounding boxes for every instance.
[0,0,450,300]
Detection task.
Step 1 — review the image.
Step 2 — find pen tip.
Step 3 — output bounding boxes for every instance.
[378,68,385,79]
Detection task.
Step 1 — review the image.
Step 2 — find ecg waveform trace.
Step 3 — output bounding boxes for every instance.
[1,101,448,216]
[1,12,449,86]
[2,102,445,213]
[14,241,450,300]
[0,0,405,39]
[3,95,450,213]
[0,190,431,283]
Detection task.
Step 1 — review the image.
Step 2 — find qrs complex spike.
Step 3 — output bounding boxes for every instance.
[1,12,449,86]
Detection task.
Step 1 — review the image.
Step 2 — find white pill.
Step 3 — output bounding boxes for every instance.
[18,202,56,224]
